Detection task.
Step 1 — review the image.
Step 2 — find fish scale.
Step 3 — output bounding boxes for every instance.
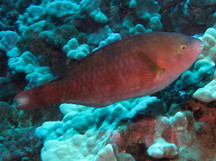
[14,32,204,109]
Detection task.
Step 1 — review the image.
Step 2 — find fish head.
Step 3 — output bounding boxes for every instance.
[161,33,204,75]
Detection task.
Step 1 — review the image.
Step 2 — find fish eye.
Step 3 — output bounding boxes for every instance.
[179,44,188,53]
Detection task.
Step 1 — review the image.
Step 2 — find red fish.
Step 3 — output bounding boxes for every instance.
[14,32,204,109]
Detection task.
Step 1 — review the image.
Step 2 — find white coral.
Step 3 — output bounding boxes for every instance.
[193,28,216,102]
[63,38,90,60]
[147,138,178,159]
[36,97,158,161]
[147,112,195,159]
[197,28,216,66]
[0,31,20,53]
[80,0,108,23]
[8,51,55,87]
[93,33,121,51]
[45,1,80,18]
[193,79,216,102]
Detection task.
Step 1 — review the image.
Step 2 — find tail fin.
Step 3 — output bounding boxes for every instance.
[15,92,31,109]
[14,83,60,109]
[15,86,45,109]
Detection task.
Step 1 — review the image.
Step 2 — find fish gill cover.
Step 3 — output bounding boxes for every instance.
[0,0,215,161]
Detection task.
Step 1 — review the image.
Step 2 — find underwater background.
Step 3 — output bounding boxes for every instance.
[0,0,215,160]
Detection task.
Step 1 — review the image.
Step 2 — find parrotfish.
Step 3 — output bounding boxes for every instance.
[14,32,204,109]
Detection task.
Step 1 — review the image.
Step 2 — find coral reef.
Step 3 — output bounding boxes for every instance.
[0,0,215,161]
[0,0,41,31]
[0,127,42,161]
[158,0,216,34]
[0,0,166,99]
[44,1,80,18]
[193,79,216,102]
[63,37,90,60]
[193,28,216,102]
[80,0,108,23]
[35,96,160,161]
[8,51,55,88]
[93,33,122,51]
[110,111,216,160]
[0,31,20,56]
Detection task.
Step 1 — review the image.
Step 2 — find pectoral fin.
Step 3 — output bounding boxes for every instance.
[138,52,165,81]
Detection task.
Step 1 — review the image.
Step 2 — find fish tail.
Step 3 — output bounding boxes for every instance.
[14,83,62,109]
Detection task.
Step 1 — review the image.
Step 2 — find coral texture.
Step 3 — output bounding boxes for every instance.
[35,96,158,161]
[193,28,216,102]
[0,1,215,161]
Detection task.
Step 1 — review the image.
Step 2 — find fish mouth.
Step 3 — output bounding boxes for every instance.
[196,41,204,60]
[196,39,204,50]
[199,41,204,50]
